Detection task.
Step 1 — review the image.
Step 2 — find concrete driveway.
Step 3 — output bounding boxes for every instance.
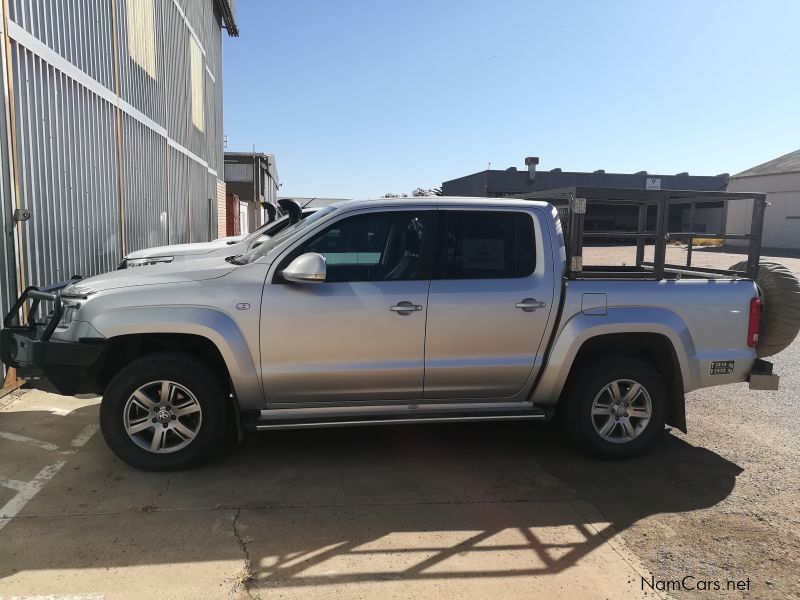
[0,390,676,600]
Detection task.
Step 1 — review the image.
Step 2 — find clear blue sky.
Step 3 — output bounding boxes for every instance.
[222,0,800,198]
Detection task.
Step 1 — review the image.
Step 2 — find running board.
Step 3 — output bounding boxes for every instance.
[248,411,548,432]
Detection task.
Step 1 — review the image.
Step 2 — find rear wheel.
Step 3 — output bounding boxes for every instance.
[562,357,666,458]
[100,352,227,471]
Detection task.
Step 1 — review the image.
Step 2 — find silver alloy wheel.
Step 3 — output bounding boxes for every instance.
[123,380,202,454]
[591,378,652,444]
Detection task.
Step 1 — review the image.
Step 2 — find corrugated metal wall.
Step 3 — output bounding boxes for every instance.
[0,39,16,332]
[0,0,227,309]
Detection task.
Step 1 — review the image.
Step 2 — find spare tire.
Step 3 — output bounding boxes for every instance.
[730,261,800,357]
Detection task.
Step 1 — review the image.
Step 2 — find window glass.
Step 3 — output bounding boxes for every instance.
[190,37,204,131]
[299,212,426,282]
[442,211,535,279]
[237,206,338,264]
[126,0,156,78]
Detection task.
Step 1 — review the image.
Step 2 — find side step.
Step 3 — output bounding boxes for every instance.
[246,410,550,432]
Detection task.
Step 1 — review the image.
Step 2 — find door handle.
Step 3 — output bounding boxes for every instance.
[390,301,423,313]
[515,298,546,311]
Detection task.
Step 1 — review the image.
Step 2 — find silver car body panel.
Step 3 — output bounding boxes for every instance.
[47,197,759,416]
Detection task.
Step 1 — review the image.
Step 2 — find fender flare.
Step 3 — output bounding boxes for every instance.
[90,306,264,410]
[531,307,699,407]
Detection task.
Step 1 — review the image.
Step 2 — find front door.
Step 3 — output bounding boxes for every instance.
[423,209,554,399]
[260,209,433,404]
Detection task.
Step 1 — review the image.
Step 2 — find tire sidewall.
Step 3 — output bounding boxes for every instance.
[564,358,666,458]
[100,353,226,471]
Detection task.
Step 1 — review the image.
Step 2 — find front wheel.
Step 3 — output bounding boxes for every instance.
[100,352,227,471]
[562,357,666,458]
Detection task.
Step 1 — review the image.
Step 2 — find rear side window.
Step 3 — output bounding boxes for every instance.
[439,211,535,279]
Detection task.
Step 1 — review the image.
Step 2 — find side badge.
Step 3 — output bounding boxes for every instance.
[236,303,250,311]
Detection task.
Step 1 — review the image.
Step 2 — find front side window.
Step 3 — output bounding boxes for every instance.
[440,211,535,279]
[296,211,427,282]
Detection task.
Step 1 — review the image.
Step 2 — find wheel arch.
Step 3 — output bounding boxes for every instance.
[562,332,686,432]
[531,308,696,432]
[90,307,263,411]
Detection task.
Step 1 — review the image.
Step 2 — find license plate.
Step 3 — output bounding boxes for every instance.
[710,361,735,375]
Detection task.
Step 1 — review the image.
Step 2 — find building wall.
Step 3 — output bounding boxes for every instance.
[224,155,279,231]
[442,169,730,197]
[0,0,227,328]
[726,173,800,249]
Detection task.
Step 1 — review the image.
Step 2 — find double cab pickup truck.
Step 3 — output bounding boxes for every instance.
[2,195,795,470]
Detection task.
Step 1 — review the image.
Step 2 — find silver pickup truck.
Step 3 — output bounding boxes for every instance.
[2,194,797,471]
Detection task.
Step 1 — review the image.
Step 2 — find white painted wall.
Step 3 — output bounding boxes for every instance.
[726,172,800,249]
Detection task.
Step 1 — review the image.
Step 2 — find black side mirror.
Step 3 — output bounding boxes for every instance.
[278,199,302,224]
[261,202,277,224]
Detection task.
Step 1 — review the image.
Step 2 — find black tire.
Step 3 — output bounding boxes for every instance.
[730,261,800,358]
[100,352,228,471]
[562,357,666,459]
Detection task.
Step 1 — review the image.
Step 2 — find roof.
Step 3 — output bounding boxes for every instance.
[224,152,278,184]
[214,0,238,36]
[442,168,729,197]
[732,149,800,178]
[516,186,765,205]
[330,196,551,211]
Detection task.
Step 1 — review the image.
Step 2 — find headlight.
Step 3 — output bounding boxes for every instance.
[58,301,81,328]
[125,256,174,268]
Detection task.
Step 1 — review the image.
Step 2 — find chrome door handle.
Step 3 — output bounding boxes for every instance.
[390,301,423,313]
[515,298,546,311]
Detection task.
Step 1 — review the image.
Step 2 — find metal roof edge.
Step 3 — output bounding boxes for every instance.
[214,0,239,37]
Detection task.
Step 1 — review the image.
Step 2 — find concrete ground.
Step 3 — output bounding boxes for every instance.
[0,247,798,599]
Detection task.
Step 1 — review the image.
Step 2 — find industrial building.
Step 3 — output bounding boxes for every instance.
[726,149,800,250]
[443,158,731,232]
[224,152,280,235]
[0,0,238,326]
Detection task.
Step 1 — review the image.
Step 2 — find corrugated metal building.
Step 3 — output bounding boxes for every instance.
[0,0,238,331]
[726,149,800,250]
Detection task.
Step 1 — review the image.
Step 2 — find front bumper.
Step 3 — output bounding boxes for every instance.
[0,328,105,395]
[1,284,105,396]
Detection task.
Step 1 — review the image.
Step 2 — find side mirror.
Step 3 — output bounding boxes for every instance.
[282,252,326,283]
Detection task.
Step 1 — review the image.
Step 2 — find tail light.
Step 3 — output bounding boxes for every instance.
[747,297,761,348]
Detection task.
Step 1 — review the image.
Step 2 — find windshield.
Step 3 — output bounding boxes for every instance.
[235,205,339,264]
[240,218,283,243]
[240,209,317,243]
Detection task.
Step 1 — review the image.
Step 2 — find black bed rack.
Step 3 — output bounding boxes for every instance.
[515,186,768,280]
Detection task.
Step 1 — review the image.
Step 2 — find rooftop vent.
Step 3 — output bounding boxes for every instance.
[593,169,605,175]
[550,168,562,173]
[676,172,689,176]
[524,156,539,182]
[635,170,647,175]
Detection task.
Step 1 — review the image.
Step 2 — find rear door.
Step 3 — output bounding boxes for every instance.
[423,208,555,400]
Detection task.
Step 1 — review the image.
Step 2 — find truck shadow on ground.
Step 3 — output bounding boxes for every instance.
[0,408,742,589]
